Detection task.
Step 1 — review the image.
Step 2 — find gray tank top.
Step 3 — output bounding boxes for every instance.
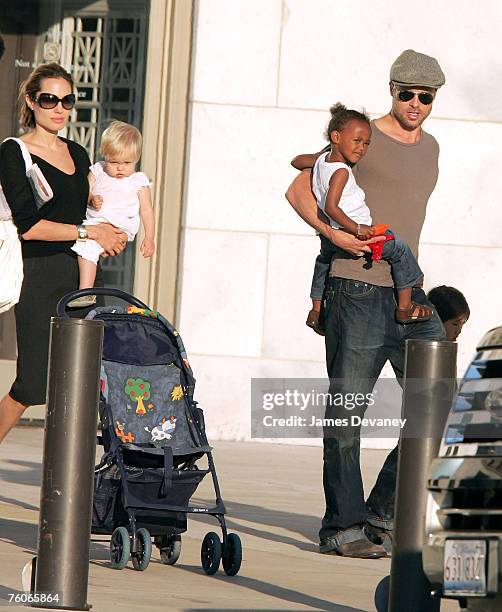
[330,120,439,287]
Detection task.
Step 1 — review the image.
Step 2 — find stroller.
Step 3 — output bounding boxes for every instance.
[57,288,242,576]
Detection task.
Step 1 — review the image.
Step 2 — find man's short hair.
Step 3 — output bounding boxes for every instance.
[390,49,445,89]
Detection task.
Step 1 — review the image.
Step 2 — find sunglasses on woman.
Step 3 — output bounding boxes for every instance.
[33,93,76,110]
[396,90,435,105]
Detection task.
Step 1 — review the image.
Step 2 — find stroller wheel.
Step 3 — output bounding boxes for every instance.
[132,527,152,571]
[110,527,130,570]
[158,534,182,565]
[222,533,242,576]
[201,531,222,575]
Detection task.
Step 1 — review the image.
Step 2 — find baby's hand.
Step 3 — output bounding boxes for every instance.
[356,224,374,239]
[90,194,103,210]
[141,238,155,258]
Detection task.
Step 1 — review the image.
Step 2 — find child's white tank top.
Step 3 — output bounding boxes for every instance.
[312,155,372,228]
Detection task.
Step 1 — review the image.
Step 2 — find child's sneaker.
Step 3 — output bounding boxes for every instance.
[306,309,325,336]
[68,295,97,308]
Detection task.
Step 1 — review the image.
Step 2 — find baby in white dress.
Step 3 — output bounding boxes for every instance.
[71,121,155,306]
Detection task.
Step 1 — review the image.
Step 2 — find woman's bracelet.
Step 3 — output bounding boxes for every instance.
[356,223,361,237]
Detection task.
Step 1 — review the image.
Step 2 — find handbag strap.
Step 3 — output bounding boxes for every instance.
[2,137,33,171]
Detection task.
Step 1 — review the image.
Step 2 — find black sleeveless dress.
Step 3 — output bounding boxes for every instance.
[0,137,96,405]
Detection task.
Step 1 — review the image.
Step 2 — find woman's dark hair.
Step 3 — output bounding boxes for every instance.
[325,102,370,141]
[427,285,470,322]
[18,63,74,129]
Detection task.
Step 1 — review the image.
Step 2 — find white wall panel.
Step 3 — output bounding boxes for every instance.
[420,119,502,248]
[184,102,328,235]
[279,0,502,121]
[189,353,326,441]
[177,229,268,357]
[262,233,327,362]
[191,0,282,106]
[421,244,502,374]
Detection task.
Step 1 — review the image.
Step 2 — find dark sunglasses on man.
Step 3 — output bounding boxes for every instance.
[395,89,435,105]
[32,92,76,110]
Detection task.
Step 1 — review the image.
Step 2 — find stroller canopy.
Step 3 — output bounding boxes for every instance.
[87,305,208,456]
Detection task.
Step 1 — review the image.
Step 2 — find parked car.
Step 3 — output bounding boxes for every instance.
[423,326,502,610]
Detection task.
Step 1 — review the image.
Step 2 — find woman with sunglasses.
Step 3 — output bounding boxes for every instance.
[0,62,126,443]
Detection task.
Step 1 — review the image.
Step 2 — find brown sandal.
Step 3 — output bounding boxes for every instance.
[306,309,325,336]
[396,302,433,324]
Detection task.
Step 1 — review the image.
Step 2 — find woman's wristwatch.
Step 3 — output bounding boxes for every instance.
[76,224,88,241]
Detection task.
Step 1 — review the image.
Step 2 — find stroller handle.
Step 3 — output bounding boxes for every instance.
[56,287,151,318]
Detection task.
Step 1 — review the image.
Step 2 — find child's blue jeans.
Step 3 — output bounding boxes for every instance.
[310,235,336,300]
[309,230,423,301]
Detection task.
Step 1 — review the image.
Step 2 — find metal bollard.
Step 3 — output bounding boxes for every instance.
[388,339,457,612]
[33,317,104,610]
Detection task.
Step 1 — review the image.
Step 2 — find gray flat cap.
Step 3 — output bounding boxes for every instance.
[390,49,445,89]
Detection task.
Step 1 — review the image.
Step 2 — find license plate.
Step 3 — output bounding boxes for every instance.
[444,539,487,596]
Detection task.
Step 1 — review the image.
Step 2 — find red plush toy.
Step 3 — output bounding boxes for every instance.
[368,223,393,261]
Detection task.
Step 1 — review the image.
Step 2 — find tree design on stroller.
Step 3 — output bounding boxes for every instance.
[61,288,242,575]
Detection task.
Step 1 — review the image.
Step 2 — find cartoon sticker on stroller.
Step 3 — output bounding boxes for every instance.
[124,377,151,414]
[171,384,183,401]
[115,420,135,443]
[144,416,177,442]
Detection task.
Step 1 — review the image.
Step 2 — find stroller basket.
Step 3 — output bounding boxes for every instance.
[93,463,207,534]
[125,465,207,508]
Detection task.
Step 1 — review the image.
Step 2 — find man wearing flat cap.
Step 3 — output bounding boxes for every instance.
[286,50,446,558]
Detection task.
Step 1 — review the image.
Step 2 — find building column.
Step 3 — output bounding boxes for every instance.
[135,0,194,323]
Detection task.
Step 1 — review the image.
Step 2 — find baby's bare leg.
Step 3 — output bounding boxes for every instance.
[78,256,98,289]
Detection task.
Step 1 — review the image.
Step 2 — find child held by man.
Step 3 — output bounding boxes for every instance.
[291,103,433,333]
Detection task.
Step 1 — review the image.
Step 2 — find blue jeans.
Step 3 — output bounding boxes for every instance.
[380,231,423,289]
[310,235,335,300]
[319,277,445,540]
[310,231,422,300]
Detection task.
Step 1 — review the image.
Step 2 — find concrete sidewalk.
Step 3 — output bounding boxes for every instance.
[0,427,458,611]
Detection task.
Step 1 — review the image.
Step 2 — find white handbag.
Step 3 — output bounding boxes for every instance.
[0,138,53,314]
[0,218,23,314]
